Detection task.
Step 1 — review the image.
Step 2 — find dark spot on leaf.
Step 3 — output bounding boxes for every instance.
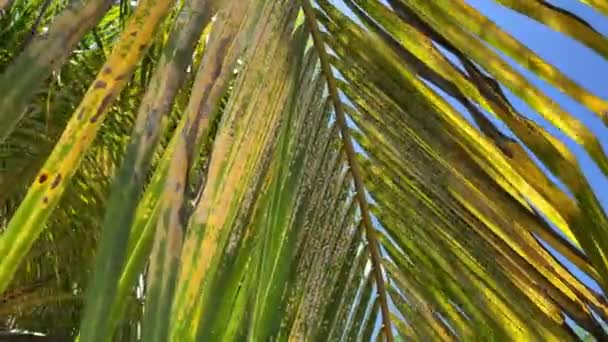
[90,93,113,123]
[115,73,127,81]
[38,174,48,183]
[51,174,62,189]
[138,44,146,51]
[145,118,155,138]
[42,197,48,204]
[130,31,137,37]
[77,109,84,120]
[103,67,112,75]
[497,143,514,158]
[94,80,107,89]
[149,108,160,120]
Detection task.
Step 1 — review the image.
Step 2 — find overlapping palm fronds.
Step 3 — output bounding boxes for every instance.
[1,0,608,340]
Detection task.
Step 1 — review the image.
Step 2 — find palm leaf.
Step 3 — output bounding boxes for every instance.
[2,0,608,340]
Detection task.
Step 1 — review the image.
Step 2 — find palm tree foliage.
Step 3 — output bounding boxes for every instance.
[1,0,608,340]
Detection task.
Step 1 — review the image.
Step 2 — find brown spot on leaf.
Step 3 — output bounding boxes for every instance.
[497,142,514,159]
[42,197,48,204]
[90,93,113,123]
[103,67,112,75]
[114,73,127,81]
[138,44,146,51]
[51,174,62,189]
[133,171,141,184]
[94,80,107,89]
[38,174,48,184]
[130,31,137,37]
[77,109,84,120]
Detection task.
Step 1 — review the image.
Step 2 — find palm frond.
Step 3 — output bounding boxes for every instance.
[1,0,608,340]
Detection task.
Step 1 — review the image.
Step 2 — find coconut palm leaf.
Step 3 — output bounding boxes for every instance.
[2,0,608,340]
